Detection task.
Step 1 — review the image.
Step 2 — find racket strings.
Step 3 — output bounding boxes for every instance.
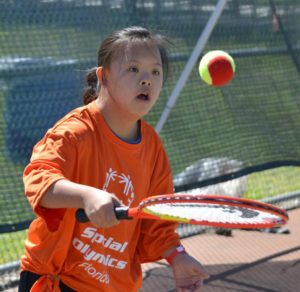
[144,203,284,225]
[142,195,288,218]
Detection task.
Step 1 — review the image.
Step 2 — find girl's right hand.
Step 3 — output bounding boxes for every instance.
[82,189,122,228]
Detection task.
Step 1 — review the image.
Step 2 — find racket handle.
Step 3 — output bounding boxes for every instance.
[115,207,131,220]
[75,207,131,223]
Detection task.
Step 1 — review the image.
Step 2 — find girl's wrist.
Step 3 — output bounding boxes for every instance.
[165,245,186,265]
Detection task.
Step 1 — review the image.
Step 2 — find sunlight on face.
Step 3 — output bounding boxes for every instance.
[104,41,164,120]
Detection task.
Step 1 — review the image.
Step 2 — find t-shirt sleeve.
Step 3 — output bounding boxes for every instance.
[136,145,180,263]
[23,122,78,231]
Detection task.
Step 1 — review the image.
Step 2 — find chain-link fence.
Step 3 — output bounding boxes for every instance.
[0,0,300,290]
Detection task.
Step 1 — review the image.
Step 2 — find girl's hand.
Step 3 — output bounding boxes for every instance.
[82,189,122,228]
[171,253,209,292]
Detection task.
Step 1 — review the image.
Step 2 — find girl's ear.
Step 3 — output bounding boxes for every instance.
[96,67,107,86]
[96,67,103,83]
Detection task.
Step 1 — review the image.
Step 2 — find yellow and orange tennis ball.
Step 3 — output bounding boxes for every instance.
[199,50,236,86]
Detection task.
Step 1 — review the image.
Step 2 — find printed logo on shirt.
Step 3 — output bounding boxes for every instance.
[74,168,135,285]
[74,227,129,285]
[103,168,135,206]
[81,227,128,254]
[78,262,110,284]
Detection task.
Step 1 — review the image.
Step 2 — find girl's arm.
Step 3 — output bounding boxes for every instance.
[40,179,121,228]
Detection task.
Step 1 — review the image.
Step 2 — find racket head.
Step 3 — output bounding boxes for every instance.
[133,194,289,229]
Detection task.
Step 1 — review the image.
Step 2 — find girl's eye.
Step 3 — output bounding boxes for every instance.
[129,67,138,73]
[153,70,161,76]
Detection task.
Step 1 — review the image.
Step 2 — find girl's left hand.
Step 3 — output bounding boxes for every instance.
[171,253,210,292]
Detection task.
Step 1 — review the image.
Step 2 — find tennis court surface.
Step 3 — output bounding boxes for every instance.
[141,208,300,292]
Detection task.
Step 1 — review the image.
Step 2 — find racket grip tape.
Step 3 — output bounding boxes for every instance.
[75,207,131,223]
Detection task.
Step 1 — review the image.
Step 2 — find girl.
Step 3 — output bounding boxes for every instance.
[19,26,209,292]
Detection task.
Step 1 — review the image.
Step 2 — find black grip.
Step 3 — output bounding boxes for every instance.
[75,207,131,223]
[75,209,89,222]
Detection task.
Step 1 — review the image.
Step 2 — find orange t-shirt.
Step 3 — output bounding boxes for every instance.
[21,101,180,292]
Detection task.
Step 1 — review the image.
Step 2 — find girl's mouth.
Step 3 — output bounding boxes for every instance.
[137,93,149,101]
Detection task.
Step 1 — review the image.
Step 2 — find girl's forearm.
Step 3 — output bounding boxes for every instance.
[39,179,95,209]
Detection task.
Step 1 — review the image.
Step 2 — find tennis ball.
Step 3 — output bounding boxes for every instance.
[199,50,235,86]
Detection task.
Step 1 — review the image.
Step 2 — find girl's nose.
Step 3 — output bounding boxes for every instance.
[140,80,151,86]
[140,74,151,86]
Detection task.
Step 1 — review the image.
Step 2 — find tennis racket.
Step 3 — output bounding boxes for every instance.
[75,194,288,229]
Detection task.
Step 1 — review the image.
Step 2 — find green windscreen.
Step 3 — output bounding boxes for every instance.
[0,1,300,289]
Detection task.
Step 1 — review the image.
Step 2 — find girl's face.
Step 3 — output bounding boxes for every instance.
[102,42,164,121]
